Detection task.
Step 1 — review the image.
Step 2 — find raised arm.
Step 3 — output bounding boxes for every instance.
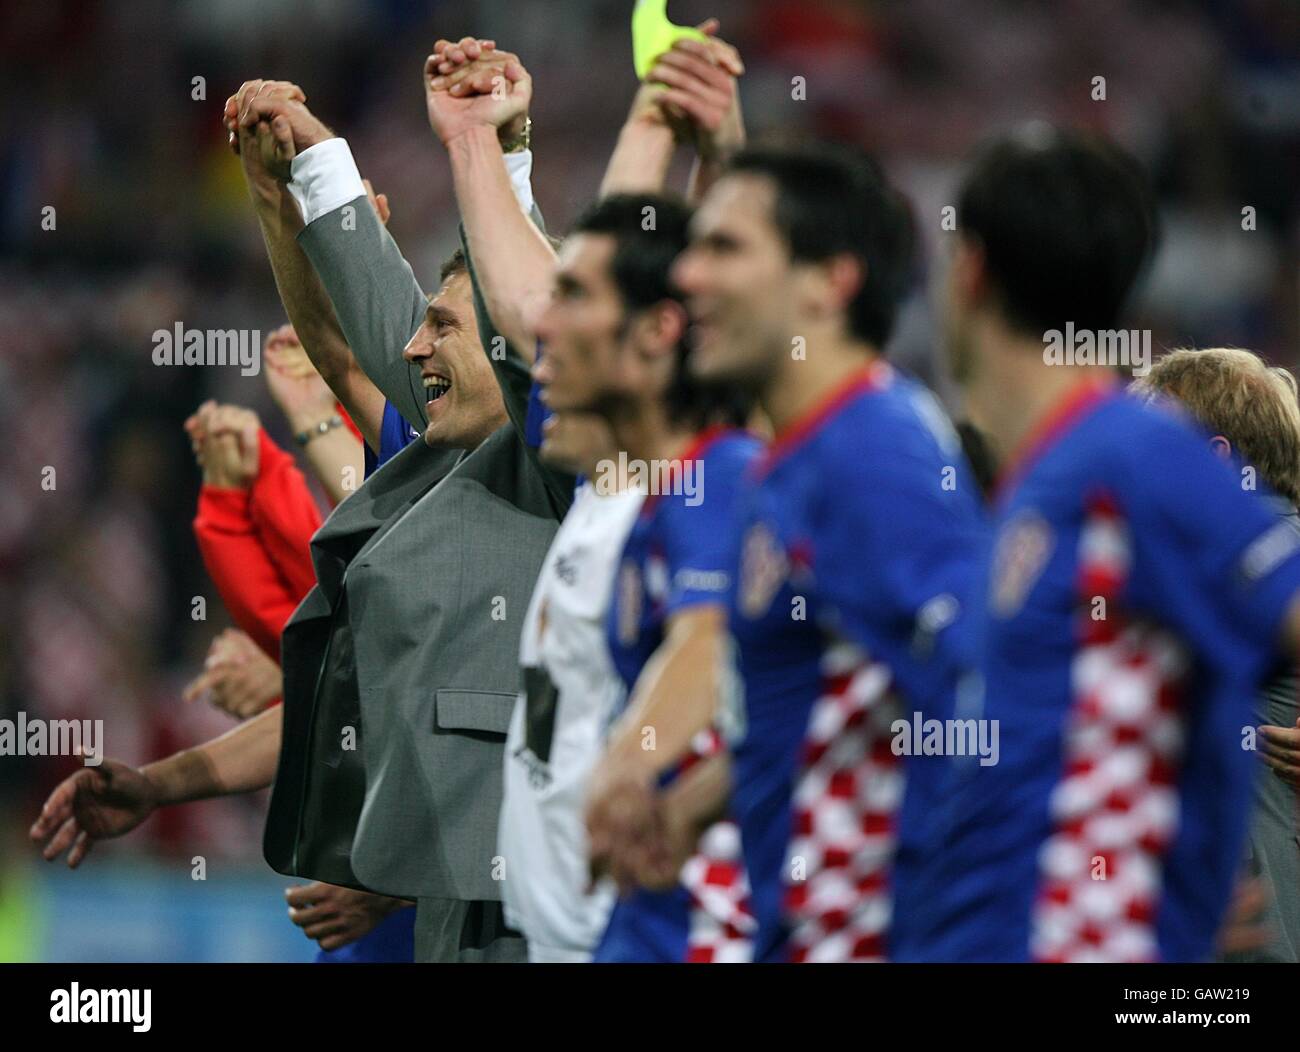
[232,83,432,433]
[420,40,577,512]
[223,82,388,445]
[603,28,746,202]
[669,35,746,203]
[262,324,366,503]
[427,49,555,365]
[600,83,678,198]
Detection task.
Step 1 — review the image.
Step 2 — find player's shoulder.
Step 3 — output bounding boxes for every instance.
[700,428,763,473]
[1079,389,1219,475]
[688,428,763,502]
[643,429,759,527]
[1092,387,1196,438]
[825,368,963,468]
[686,428,760,507]
[1029,389,1243,524]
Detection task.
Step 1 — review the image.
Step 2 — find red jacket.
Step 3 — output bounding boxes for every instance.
[192,429,323,664]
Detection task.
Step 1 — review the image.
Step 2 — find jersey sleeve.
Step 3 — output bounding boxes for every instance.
[524,377,550,451]
[663,438,757,616]
[812,423,985,707]
[246,429,324,607]
[192,485,301,662]
[459,224,576,519]
[363,400,405,479]
[1126,416,1300,682]
[373,399,417,473]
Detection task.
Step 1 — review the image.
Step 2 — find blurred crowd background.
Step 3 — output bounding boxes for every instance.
[0,0,1296,960]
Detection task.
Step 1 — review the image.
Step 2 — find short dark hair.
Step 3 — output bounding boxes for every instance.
[957,128,1156,335]
[726,145,916,348]
[571,193,693,314]
[439,248,468,284]
[571,193,748,428]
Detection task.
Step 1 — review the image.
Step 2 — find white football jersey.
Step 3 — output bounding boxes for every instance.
[500,481,645,961]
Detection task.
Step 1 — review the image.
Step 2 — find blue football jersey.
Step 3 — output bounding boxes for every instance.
[903,382,1300,963]
[525,374,550,451]
[595,427,762,963]
[726,362,986,962]
[362,399,421,478]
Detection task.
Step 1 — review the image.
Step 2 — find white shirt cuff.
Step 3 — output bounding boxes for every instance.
[505,149,535,216]
[288,138,367,227]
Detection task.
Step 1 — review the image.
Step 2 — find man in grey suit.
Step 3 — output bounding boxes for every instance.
[231,63,569,961]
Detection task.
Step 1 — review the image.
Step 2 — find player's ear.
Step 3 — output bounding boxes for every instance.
[1209,435,1232,460]
[634,299,689,360]
[950,235,986,311]
[823,253,866,320]
[797,253,865,328]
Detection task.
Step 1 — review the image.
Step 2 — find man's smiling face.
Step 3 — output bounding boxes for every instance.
[402,269,507,450]
[673,173,796,391]
[532,232,639,415]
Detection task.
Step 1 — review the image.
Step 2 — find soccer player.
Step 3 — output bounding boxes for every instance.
[903,130,1300,962]
[557,196,759,964]
[1133,347,1300,962]
[628,145,988,962]
[566,200,759,965]
[503,407,646,963]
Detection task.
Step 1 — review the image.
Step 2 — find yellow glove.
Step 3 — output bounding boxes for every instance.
[632,0,708,80]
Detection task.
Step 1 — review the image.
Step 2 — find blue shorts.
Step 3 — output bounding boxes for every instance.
[315,905,416,963]
[593,887,692,963]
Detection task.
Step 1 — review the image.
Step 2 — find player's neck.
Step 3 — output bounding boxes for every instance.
[761,333,879,435]
[969,322,1114,467]
[610,397,696,468]
[580,442,623,489]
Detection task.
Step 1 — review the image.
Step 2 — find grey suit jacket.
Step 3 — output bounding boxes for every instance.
[264,193,566,902]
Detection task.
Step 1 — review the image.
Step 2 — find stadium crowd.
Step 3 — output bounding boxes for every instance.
[9,1,1300,963]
